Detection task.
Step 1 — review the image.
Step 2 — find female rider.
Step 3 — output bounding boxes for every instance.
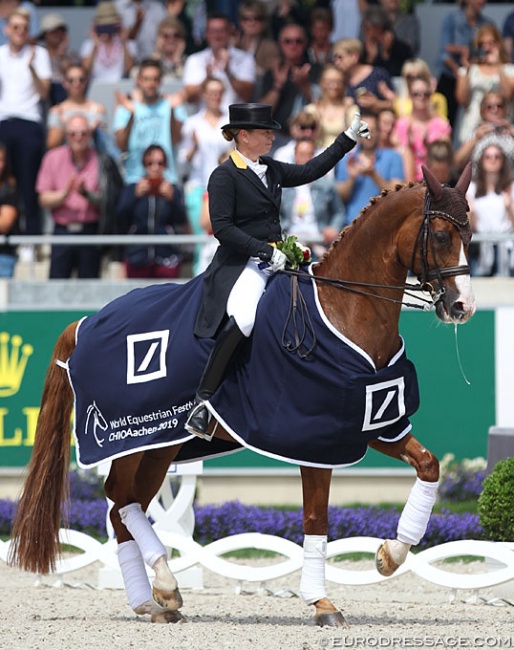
[185,102,369,439]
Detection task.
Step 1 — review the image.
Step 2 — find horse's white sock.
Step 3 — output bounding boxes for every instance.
[117,540,152,611]
[397,477,438,547]
[118,502,167,568]
[300,534,328,605]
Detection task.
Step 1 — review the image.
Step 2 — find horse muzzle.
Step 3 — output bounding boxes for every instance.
[434,282,476,324]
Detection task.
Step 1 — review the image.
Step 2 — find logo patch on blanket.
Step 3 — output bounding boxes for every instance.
[68,272,420,469]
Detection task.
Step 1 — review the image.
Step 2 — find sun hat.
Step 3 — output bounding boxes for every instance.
[94,2,121,25]
[39,13,67,36]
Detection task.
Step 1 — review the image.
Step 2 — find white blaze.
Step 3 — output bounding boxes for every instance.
[456,243,475,316]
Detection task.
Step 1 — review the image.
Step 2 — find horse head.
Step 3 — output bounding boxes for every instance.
[408,163,475,324]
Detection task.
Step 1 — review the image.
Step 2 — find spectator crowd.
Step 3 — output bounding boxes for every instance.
[0,0,513,280]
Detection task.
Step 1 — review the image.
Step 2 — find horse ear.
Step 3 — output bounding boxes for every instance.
[422,165,443,201]
[455,162,472,196]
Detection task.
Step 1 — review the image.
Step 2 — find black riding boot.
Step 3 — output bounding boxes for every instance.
[185,317,245,440]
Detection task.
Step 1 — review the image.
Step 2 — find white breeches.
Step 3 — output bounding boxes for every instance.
[226,257,274,337]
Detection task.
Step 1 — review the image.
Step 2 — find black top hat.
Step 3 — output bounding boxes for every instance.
[221,103,281,131]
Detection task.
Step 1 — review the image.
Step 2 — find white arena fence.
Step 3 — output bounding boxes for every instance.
[1,468,514,598]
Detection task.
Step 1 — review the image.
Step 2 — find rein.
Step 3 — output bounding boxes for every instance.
[280,189,471,357]
[283,190,471,312]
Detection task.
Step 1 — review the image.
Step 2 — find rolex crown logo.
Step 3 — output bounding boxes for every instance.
[0,332,34,397]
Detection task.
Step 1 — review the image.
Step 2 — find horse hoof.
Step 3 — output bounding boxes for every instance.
[151,610,186,624]
[316,611,349,628]
[152,586,183,611]
[375,540,400,577]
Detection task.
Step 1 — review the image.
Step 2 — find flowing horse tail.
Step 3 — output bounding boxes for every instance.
[9,321,79,574]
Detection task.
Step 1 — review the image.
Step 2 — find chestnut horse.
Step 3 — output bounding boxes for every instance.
[9,165,475,627]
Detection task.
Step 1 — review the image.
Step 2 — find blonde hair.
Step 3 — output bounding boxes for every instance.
[222,129,241,143]
[8,8,30,23]
[333,38,362,58]
[401,58,431,82]
[473,24,509,64]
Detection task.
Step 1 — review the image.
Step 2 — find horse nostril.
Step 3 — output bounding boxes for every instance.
[451,301,467,319]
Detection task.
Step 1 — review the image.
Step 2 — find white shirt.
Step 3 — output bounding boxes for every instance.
[467,181,514,234]
[178,110,231,187]
[80,38,137,82]
[183,46,256,112]
[0,44,51,123]
[291,185,319,238]
[115,0,166,62]
[237,150,268,187]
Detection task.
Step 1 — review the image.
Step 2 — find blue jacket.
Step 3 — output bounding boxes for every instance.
[116,183,187,266]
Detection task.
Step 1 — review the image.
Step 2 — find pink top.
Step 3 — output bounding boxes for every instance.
[393,116,452,182]
[36,145,100,226]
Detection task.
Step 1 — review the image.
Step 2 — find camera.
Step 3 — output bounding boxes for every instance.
[95,23,119,36]
[471,47,487,61]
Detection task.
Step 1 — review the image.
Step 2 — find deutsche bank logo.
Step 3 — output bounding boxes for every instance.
[362,377,405,431]
[126,330,170,384]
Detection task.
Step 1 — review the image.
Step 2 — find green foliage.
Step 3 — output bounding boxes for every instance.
[276,234,312,270]
[478,457,514,541]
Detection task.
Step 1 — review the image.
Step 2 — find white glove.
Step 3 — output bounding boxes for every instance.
[270,247,287,272]
[344,111,371,142]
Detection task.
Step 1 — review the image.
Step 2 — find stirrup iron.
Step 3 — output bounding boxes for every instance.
[185,400,215,441]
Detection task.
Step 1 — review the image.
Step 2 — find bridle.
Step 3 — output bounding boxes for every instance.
[281,189,471,358]
[284,189,472,312]
[410,192,471,305]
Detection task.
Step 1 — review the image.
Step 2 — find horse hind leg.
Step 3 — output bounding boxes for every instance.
[118,502,184,614]
[370,435,439,577]
[117,539,184,624]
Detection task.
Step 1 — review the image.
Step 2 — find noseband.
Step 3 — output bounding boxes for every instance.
[411,192,471,302]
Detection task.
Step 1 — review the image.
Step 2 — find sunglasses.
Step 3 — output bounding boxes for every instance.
[299,124,316,131]
[66,130,89,137]
[282,38,303,45]
[412,91,431,99]
[485,103,504,110]
[66,76,86,83]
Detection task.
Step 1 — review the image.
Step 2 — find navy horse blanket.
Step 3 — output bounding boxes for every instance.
[68,270,420,469]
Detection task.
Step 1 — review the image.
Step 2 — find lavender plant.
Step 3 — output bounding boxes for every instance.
[0,467,483,545]
[438,453,487,502]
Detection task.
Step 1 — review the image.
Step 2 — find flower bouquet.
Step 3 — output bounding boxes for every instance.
[276,234,312,270]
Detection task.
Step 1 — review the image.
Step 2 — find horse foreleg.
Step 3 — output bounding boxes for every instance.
[300,466,348,628]
[369,433,439,576]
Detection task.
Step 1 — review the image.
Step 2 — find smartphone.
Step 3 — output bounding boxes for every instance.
[147,178,162,196]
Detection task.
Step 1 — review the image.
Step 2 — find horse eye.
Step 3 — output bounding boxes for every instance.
[434,231,450,245]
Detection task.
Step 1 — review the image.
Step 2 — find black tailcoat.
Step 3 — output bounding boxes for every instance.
[194,132,355,338]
